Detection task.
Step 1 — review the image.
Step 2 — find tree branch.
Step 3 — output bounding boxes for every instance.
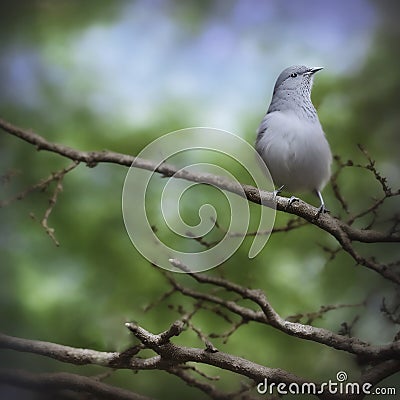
[0,368,152,400]
[166,259,400,360]
[359,360,400,387]
[0,332,119,366]
[2,117,399,399]
[123,324,311,388]
[1,118,399,284]
[0,329,310,391]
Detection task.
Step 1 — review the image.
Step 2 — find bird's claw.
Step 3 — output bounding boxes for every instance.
[315,190,329,217]
[272,185,284,202]
[288,196,299,206]
[316,204,329,216]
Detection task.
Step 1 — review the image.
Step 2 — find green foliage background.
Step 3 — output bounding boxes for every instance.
[1,1,399,398]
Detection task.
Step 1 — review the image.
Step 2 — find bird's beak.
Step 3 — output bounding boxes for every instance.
[306,67,323,75]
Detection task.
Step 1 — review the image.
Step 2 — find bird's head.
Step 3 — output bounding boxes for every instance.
[273,65,323,95]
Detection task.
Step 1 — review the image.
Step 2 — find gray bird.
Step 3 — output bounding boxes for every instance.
[255,65,332,213]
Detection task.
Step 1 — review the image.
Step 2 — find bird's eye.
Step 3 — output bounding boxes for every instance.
[290,73,298,78]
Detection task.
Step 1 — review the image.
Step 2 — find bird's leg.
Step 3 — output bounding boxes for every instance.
[273,185,284,202]
[315,190,329,214]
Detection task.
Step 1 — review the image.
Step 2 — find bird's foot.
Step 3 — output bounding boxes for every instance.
[315,190,329,217]
[316,204,329,216]
[273,185,285,202]
[288,196,299,206]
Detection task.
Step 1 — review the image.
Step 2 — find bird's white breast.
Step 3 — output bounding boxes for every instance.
[256,110,332,192]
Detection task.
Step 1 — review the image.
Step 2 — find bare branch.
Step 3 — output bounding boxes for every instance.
[166,366,229,400]
[356,144,395,196]
[359,360,400,387]
[331,155,350,214]
[1,118,399,284]
[0,332,118,367]
[125,320,185,347]
[0,368,152,400]
[167,259,400,360]
[0,161,78,208]
[124,323,311,387]
[286,302,365,325]
[0,328,313,390]
[1,161,79,246]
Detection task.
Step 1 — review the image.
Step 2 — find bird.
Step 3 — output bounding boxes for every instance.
[255,65,332,213]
